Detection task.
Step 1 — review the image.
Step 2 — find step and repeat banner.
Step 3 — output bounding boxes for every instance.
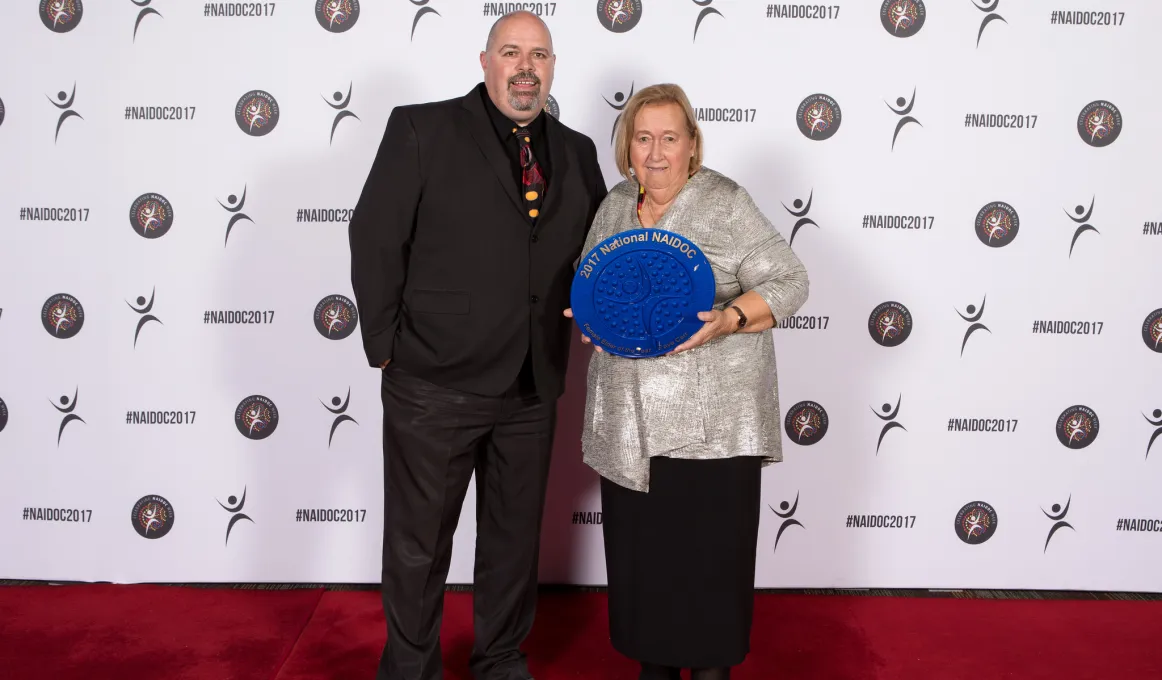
[0,1,1160,591]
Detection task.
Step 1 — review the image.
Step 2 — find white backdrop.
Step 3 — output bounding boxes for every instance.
[1,0,1161,591]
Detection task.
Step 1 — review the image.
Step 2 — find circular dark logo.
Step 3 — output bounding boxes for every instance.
[597,0,642,33]
[1077,100,1122,148]
[314,294,358,340]
[784,401,829,445]
[0,397,8,434]
[0,97,5,128]
[40,0,83,33]
[315,0,359,33]
[235,395,279,440]
[955,501,997,544]
[868,301,912,347]
[1143,308,1162,353]
[128,193,174,239]
[131,494,175,539]
[796,94,842,141]
[235,90,280,137]
[41,293,84,339]
[544,94,560,120]
[880,0,925,37]
[1056,405,1099,449]
[975,201,1019,248]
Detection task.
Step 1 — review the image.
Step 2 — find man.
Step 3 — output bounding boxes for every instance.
[348,11,607,680]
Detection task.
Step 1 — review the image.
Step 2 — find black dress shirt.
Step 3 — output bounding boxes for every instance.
[481,87,552,201]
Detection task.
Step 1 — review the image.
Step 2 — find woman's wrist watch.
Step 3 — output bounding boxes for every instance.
[730,305,748,331]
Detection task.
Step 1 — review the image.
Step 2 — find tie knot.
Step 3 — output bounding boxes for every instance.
[513,127,531,139]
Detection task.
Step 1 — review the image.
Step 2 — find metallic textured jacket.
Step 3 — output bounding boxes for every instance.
[579,168,810,492]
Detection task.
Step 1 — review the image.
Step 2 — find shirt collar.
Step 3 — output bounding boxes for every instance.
[480,83,547,141]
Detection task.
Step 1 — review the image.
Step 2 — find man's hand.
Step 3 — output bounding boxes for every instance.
[562,308,603,353]
[379,359,391,369]
[667,309,737,355]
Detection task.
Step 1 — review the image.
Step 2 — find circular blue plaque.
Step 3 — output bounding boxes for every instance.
[571,228,716,358]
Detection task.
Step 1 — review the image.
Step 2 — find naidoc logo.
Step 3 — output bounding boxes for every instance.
[131,494,174,540]
[235,90,279,137]
[41,0,83,33]
[314,294,358,340]
[784,401,828,445]
[127,287,163,348]
[543,94,559,120]
[1143,308,1162,353]
[0,96,5,128]
[409,0,440,41]
[1063,196,1099,257]
[48,83,83,144]
[1056,405,1099,449]
[971,0,1007,48]
[956,296,991,357]
[955,500,997,544]
[128,193,174,239]
[872,394,906,455]
[1144,407,1162,460]
[975,201,1019,248]
[131,0,162,42]
[0,397,8,434]
[41,293,84,339]
[235,395,279,440]
[1077,100,1123,148]
[769,492,804,554]
[603,82,634,145]
[868,301,912,347]
[316,0,359,33]
[782,189,819,247]
[217,487,253,546]
[885,87,922,150]
[796,94,841,141]
[218,185,254,246]
[322,387,358,447]
[597,0,642,33]
[880,0,925,38]
[51,388,85,446]
[690,0,723,42]
[1041,495,1074,552]
[324,82,360,145]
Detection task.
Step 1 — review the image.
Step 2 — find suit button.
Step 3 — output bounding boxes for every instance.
[530,235,539,243]
[529,295,539,304]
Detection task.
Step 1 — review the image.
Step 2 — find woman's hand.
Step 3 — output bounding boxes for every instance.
[667,309,737,355]
[562,308,604,353]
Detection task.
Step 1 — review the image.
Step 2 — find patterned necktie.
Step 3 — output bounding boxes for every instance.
[513,126,545,222]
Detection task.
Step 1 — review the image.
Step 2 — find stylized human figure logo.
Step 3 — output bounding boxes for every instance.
[48,83,83,143]
[1143,408,1162,460]
[126,288,163,348]
[322,388,358,447]
[410,0,439,41]
[1063,196,1099,258]
[1041,496,1074,553]
[971,0,1007,47]
[782,190,819,248]
[956,296,990,357]
[770,493,803,554]
[51,388,85,446]
[603,83,635,145]
[691,0,722,42]
[872,395,906,455]
[217,487,254,546]
[131,0,162,42]
[218,186,254,246]
[324,82,360,145]
[885,88,922,150]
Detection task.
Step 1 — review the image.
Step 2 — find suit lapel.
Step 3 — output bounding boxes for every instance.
[461,88,523,216]
[539,113,573,226]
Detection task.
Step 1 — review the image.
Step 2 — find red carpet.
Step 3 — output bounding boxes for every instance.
[1,585,1160,679]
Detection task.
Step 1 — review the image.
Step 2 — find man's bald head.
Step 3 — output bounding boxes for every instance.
[479,10,556,126]
[485,10,554,53]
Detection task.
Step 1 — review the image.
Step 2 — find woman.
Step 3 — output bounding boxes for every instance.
[564,84,809,679]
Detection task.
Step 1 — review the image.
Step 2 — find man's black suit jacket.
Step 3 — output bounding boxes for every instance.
[349,83,608,401]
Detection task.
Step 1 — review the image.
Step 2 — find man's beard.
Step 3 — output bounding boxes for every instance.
[507,71,541,112]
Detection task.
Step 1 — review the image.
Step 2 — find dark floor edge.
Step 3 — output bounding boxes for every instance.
[2,580,1160,600]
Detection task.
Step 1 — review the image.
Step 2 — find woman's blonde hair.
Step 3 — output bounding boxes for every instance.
[612,83,704,181]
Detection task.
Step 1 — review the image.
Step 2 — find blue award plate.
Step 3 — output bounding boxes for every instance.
[571,228,716,358]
